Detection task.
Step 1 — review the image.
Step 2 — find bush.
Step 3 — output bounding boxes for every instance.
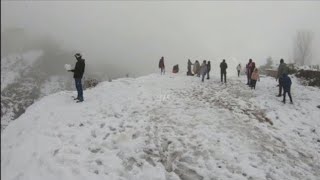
[295,70,320,87]
[84,78,99,89]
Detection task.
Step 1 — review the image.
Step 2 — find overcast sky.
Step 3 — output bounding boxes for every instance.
[2,1,320,74]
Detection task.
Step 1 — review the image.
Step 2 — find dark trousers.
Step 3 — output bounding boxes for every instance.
[221,72,226,83]
[207,71,210,79]
[251,80,257,89]
[278,78,283,95]
[160,68,165,75]
[237,70,240,77]
[202,72,206,82]
[247,72,251,84]
[283,89,293,103]
[75,78,83,101]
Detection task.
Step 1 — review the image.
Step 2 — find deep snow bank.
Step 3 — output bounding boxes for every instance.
[1,73,320,180]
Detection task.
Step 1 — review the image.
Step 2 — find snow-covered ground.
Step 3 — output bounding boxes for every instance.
[1,73,319,180]
[1,51,73,130]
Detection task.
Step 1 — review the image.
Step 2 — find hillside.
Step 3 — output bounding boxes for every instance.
[1,51,73,130]
[1,73,320,180]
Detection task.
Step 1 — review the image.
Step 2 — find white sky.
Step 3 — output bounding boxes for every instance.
[2,1,320,73]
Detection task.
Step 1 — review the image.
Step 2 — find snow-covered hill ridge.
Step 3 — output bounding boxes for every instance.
[1,73,320,180]
[1,51,73,130]
[1,50,43,91]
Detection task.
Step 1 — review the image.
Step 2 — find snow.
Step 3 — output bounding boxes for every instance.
[1,51,74,130]
[40,76,70,97]
[64,64,72,71]
[1,72,320,180]
[1,50,43,91]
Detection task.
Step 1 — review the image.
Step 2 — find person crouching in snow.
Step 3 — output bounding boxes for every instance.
[282,74,293,104]
[250,68,260,89]
[200,60,207,82]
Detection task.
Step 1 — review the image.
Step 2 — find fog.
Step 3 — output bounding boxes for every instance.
[2,1,320,78]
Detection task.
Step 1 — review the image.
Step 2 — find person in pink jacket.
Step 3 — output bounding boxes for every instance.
[251,68,260,89]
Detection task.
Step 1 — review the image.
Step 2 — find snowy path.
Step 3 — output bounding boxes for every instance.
[1,74,319,180]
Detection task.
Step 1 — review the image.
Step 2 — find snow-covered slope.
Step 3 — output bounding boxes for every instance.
[1,73,319,180]
[1,50,43,91]
[1,51,73,130]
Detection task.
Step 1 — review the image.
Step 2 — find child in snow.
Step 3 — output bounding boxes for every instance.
[281,74,293,104]
[250,68,260,89]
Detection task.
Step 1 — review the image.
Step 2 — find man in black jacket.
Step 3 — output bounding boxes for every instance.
[220,59,228,83]
[69,53,85,102]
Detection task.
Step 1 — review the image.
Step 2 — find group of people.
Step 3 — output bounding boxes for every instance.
[66,54,293,104]
[245,59,260,89]
[276,59,293,104]
[187,59,228,83]
[158,56,293,104]
[187,59,212,82]
[245,58,292,103]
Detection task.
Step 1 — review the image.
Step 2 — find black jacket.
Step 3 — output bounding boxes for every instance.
[71,59,85,79]
[220,62,228,73]
[207,63,211,72]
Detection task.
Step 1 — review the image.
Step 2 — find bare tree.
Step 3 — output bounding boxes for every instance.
[293,30,314,66]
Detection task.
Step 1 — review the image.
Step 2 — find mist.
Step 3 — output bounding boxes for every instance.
[2,1,320,78]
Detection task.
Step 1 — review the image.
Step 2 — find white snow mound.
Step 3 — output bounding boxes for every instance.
[1,73,320,180]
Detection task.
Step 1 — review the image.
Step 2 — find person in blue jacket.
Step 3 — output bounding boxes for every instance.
[281,73,293,104]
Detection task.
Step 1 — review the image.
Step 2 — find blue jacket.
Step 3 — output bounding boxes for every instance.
[282,74,292,92]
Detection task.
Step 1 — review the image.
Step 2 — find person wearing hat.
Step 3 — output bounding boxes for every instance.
[69,53,85,102]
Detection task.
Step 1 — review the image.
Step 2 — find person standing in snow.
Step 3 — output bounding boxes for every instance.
[236,63,241,77]
[200,60,207,82]
[276,59,288,97]
[159,56,165,75]
[206,61,211,79]
[68,53,85,102]
[281,74,293,104]
[187,59,193,76]
[246,59,253,85]
[193,60,201,77]
[220,59,228,83]
[250,68,260,90]
[249,62,256,87]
